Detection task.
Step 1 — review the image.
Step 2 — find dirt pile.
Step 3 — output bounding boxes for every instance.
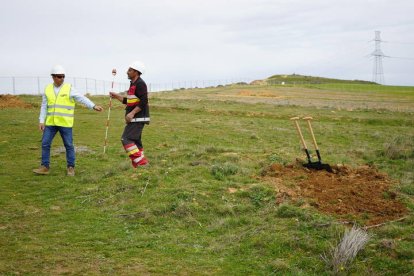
[262,162,407,225]
[0,94,32,109]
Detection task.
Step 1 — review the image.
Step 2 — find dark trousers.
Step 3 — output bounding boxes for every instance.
[121,123,145,148]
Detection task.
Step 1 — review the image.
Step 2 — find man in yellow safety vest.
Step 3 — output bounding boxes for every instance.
[33,65,103,176]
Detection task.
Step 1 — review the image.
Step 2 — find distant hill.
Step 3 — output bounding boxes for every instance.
[254,74,377,85]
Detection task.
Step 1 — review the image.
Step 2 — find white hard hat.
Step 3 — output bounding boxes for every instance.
[129,60,146,74]
[51,65,65,75]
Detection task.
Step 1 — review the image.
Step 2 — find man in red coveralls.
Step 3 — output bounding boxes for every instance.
[109,61,150,167]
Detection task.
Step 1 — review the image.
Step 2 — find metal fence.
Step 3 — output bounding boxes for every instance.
[0,76,253,95]
[1,76,412,96]
[0,76,130,95]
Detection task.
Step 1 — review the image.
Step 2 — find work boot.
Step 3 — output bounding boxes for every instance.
[33,165,50,175]
[67,166,75,177]
[136,157,149,167]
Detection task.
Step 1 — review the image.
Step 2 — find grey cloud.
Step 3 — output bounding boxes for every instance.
[0,0,413,85]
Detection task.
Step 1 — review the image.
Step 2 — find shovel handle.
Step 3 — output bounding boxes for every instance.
[290,117,307,150]
[303,117,319,150]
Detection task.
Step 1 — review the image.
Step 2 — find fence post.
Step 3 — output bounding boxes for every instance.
[37,77,41,95]
[12,77,16,95]
[94,79,97,95]
[85,78,88,94]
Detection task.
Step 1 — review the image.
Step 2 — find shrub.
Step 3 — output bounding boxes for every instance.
[211,163,239,180]
[383,136,414,160]
[248,185,275,207]
[276,204,307,219]
[400,184,414,195]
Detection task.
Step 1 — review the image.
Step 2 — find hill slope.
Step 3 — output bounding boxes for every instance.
[264,74,376,85]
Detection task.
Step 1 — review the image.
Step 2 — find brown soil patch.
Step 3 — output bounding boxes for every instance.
[262,162,408,225]
[237,90,284,98]
[0,94,32,109]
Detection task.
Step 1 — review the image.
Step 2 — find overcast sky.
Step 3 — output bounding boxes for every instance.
[1,0,413,85]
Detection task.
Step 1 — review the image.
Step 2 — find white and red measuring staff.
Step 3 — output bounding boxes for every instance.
[103,68,117,154]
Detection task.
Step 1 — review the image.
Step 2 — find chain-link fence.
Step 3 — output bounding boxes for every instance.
[0,76,130,95]
[4,76,405,95]
[0,76,253,95]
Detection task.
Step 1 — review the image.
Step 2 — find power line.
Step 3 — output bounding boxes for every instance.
[370,31,386,84]
[388,56,414,60]
[383,41,414,45]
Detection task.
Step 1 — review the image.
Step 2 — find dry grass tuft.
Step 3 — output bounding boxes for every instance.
[322,226,370,274]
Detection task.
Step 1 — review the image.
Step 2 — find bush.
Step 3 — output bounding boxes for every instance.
[276,204,307,219]
[395,241,414,260]
[211,163,239,180]
[268,154,286,164]
[383,136,414,160]
[400,184,414,195]
[247,185,275,207]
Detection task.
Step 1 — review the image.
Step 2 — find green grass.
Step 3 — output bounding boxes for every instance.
[267,74,376,84]
[304,83,414,95]
[0,84,413,275]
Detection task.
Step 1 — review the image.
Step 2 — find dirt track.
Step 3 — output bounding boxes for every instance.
[263,162,407,225]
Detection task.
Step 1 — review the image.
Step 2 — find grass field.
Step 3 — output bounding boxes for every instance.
[0,83,413,275]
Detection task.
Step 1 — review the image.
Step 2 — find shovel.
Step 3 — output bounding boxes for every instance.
[290,116,333,173]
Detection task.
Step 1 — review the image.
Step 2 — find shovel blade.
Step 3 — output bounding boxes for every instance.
[303,162,333,173]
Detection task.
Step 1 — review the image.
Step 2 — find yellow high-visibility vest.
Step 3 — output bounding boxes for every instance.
[45,83,75,127]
